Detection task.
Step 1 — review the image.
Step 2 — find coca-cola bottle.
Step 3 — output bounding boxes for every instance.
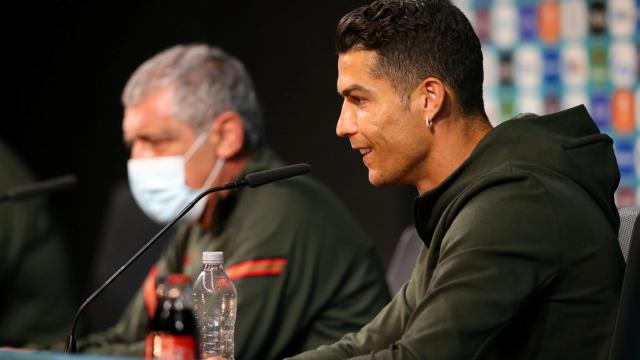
[144,274,200,360]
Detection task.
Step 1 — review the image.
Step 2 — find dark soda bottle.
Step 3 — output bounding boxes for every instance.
[145,274,200,360]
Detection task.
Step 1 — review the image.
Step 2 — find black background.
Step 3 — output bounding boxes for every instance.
[2,1,415,305]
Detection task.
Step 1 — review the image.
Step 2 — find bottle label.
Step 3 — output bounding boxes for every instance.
[145,333,197,360]
[143,266,159,318]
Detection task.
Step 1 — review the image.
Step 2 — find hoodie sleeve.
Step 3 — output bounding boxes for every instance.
[287,248,425,360]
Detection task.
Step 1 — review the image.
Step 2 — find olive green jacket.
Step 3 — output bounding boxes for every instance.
[0,140,75,346]
[76,146,390,359]
[291,105,624,359]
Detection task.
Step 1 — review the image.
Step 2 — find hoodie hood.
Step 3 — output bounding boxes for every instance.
[414,105,620,244]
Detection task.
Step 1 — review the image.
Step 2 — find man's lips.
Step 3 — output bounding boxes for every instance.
[353,147,372,164]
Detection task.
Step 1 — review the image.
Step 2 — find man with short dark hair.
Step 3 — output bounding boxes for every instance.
[290,1,623,359]
[67,44,390,360]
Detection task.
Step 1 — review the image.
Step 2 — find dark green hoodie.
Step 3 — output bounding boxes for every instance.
[291,105,624,360]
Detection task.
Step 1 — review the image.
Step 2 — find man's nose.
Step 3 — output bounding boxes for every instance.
[130,141,154,159]
[336,104,357,138]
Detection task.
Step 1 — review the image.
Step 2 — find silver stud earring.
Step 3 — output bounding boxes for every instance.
[426,116,433,128]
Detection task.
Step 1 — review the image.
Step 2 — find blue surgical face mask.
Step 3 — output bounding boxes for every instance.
[127,134,225,224]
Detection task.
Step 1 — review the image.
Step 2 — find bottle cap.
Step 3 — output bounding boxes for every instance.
[202,251,224,264]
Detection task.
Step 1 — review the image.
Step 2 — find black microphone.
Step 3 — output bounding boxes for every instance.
[64,163,310,354]
[245,163,310,187]
[0,174,78,203]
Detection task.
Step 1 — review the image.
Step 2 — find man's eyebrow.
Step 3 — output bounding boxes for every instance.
[338,84,371,97]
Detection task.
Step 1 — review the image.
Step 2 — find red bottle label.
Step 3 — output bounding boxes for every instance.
[145,333,197,360]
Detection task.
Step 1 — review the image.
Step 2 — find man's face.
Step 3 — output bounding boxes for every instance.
[122,88,217,188]
[337,50,429,187]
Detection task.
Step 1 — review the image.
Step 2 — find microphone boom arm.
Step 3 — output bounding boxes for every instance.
[64,178,248,353]
[64,162,309,353]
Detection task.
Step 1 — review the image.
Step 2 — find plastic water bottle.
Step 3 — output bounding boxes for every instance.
[193,251,237,360]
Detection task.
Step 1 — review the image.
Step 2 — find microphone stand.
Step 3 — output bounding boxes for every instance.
[64,178,248,353]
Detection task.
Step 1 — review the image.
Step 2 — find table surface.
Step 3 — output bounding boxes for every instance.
[0,349,141,360]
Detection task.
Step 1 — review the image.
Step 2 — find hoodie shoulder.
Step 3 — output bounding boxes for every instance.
[495,105,600,140]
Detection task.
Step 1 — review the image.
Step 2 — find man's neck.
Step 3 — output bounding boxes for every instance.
[416,114,492,195]
[199,154,252,230]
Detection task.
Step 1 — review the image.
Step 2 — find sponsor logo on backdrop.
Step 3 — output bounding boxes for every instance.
[500,92,515,119]
[636,138,640,178]
[483,92,500,126]
[636,89,640,131]
[637,43,640,79]
[545,93,561,114]
[482,46,499,88]
[475,7,491,42]
[491,0,518,49]
[519,4,537,41]
[589,1,607,35]
[538,0,560,44]
[514,44,543,89]
[612,90,636,135]
[562,90,588,111]
[561,0,588,40]
[543,48,560,85]
[616,185,637,208]
[637,1,640,34]
[590,93,610,130]
[609,41,637,89]
[499,51,513,86]
[608,0,636,38]
[561,43,588,87]
[615,139,636,178]
[518,91,544,115]
[589,42,608,85]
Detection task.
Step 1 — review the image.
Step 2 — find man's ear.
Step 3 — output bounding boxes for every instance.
[417,77,446,122]
[208,111,245,159]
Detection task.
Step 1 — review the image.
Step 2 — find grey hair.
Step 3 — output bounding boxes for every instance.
[122,44,264,149]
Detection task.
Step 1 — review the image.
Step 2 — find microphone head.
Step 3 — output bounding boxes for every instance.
[244,163,311,188]
[1,174,78,202]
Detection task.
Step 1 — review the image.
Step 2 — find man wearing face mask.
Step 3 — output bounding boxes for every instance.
[70,44,390,359]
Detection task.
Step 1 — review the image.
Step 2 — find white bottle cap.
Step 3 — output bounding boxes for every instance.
[202,251,224,264]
